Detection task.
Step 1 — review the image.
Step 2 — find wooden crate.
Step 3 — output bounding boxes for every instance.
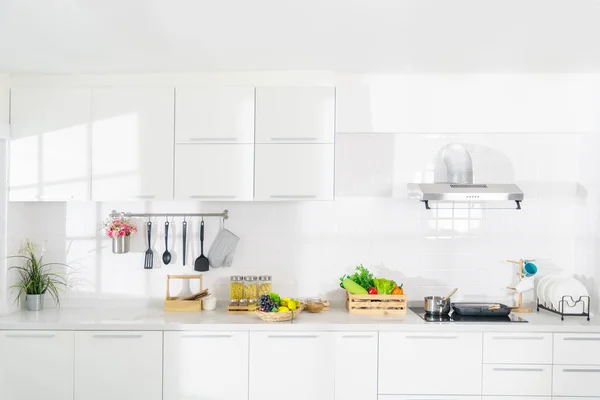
[164,275,203,312]
[346,292,407,315]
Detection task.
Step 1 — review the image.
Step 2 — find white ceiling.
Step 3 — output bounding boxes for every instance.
[1,0,600,74]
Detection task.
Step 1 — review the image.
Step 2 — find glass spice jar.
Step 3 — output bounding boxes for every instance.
[258,275,272,298]
[229,276,244,303]
[243,276,258,303]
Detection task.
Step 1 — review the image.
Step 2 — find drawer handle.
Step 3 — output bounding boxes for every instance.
[189,138,238,141]
[493,367,545,372]
[189,195,238,199]
[182,334,233,339]
[270,137,318,141]
[342,335,375,339]
[563,337,600,341]
[563,368,600,373]
[134,195,155,199]
[405,335,458,340]
[92,334,144,339]
[270,195,318,199]
[268,335,318,339]
[492,336,545,340]
[37,195,75,200]
[3,333,56,338]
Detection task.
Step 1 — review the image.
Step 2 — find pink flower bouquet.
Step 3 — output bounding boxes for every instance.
[103,217,137,238]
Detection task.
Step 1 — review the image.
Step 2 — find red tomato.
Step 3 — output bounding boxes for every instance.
[368,287,378,295]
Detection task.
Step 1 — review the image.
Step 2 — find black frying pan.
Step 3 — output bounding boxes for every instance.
[452,302,512,317]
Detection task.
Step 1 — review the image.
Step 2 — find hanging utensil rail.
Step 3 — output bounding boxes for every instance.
[110,209,229,219]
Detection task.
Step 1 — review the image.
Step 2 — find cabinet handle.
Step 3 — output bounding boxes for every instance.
[342,334,375,339]
[134,195,155,199]
[563,337,600,341]
[182,334,233,338]
[270,195,318,199]
[270,137,318,141]
[189,195,238,199]
[4,333,56,338]
[405,335,458,340]
[492,336,545,340]
[268,335,319,339]
[189,137,238,142]
[36,195,74,200]
[563,368,600,373]
[92,334,143,339]
[493,367,545,372]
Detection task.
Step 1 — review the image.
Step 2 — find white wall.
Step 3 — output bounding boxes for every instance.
[4,72,600,311]
[0,74,9,314]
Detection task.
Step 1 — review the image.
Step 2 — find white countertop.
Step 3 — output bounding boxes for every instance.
[0,304,598,332]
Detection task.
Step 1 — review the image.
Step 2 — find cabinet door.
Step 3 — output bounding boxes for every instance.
[335,332,378,400]
[74,331,162,400]
[255,87,334,143]
[379,332,483,395]
[175,86,255,144]
[482,364,551,396]
[174,144,254,201]
[554,333,600,365]
[483,333,552,364]
[164,331,248,400]
[0,331,74,400]
[254,144,334,201]
[91,86,174,200]
[10,87,91,201]
[249,332,334,400]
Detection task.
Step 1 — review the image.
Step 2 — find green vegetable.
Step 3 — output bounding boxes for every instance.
[271,307,279,313]
[373,278,396,295]
[339,264,374,291]
[269,292,281,306]
[342,279,368,295]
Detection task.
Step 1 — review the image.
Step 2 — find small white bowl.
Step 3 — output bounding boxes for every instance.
[202,296,217,311]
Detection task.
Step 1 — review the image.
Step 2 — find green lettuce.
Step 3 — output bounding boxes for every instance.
[373,278,396,295]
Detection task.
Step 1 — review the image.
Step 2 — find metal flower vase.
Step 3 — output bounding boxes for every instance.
[112,235,131,254]
[26,294,44,311]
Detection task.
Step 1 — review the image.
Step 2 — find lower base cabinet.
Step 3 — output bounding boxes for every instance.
[163,331,249,400]
[379,396,481,400]
[335,332,378,400]
[74,331,163,400]
[482,364,552,396]
[249,331,335,400]
[553,365,600,397]
[0,331,74,400]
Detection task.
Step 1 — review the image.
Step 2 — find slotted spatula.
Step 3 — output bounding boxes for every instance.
[144,221,153,269]
[194,220,209,272]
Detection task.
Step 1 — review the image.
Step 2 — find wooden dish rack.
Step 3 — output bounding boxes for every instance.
[346,292,407,315]
[164,275,206,312]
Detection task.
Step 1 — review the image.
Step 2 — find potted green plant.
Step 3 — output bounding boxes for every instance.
[9,240,68,311]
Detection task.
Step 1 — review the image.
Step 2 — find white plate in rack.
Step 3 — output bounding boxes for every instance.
[536,275,557,307]
[549,277,589,313]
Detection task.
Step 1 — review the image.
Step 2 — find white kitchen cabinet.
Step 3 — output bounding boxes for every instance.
[255,86,334,143]
[554,333,600,365]
[9,86,92,201]
[0,331,74,400]
[174,144,254,201]
[335,332,378,400]
[482,364,551,396]
[379,332,483,396]
[164,331,248,400]
[74,331,162,400]
[249,331,335,400]
[379,397,481,400]
[553,365,600,396]
[175,86,255,144]
[254,144,334,201]
[91,86,174,200]
[483,332,552,364]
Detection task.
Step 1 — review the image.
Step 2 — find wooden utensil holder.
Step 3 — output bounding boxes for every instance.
[164,274,204,312]
[506,259,534,313]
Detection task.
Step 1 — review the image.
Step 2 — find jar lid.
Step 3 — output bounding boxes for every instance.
[230,276,244,281]
[244,275,257,281]
[259,275,272,281]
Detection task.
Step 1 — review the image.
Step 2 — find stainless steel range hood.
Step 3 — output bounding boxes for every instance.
[407,144,524,210]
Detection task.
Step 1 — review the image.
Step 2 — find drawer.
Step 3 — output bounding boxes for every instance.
[483,333,552,364]
[483,398,550,400]
[379,332,482,395]
[379,396,481,400]
[554,333,600,365]
[482,364,551,396]
[553,365,600,397]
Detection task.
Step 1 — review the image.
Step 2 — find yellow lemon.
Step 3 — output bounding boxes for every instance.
[278,307,289,313]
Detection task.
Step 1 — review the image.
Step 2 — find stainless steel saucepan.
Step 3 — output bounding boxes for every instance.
[424,288,458,315]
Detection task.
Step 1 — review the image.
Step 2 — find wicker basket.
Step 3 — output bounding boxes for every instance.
[255,305,304,322]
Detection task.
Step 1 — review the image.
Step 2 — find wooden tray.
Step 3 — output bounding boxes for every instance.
[227,303,257,314]
[164,275,204,312]
[346,292,407,315]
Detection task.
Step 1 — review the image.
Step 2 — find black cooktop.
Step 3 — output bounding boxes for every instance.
[410,307,528,323]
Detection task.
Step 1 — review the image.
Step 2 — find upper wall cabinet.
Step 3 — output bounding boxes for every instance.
[175,86,255,144]
[255,87,335,143]
[91,86,175,201]
[9,87,92,201]
[336,75,598,133]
